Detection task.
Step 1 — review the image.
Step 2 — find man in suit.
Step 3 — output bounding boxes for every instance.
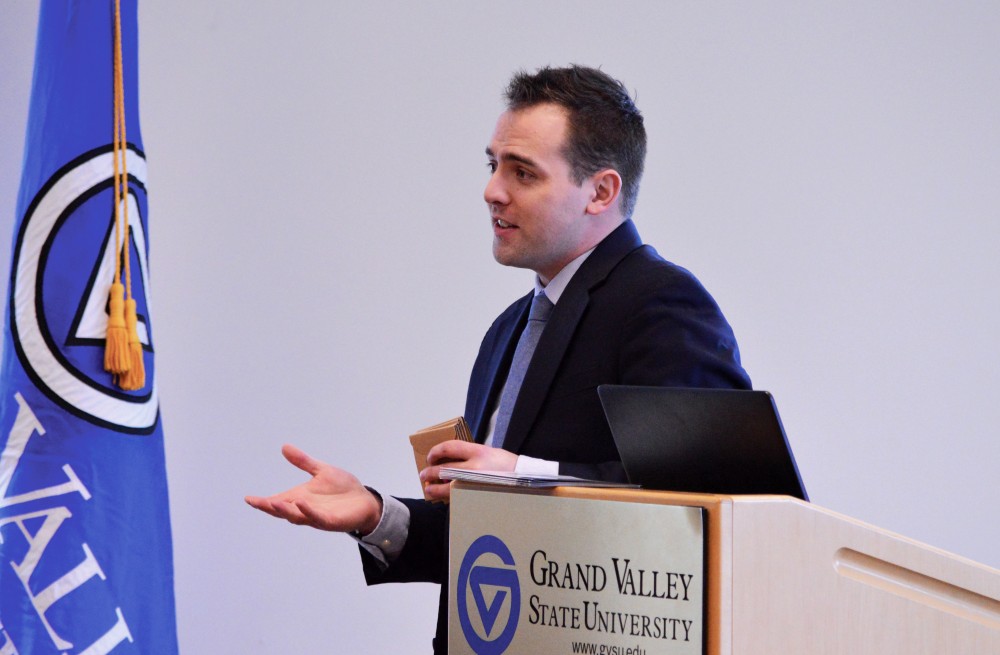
[246,65,750,653]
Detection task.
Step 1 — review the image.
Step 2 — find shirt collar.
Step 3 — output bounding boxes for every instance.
[534,247,596,305]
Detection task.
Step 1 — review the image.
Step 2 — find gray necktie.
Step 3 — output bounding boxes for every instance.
[492,291,554,449]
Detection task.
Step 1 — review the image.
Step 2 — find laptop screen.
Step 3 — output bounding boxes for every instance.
[598,385,808,500]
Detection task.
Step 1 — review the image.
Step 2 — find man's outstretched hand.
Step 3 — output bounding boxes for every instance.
[245,444,383,536]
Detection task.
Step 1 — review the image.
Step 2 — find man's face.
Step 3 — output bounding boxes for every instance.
[485,103,595,283]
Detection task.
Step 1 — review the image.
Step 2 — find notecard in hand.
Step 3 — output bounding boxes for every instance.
[408,417,472,479]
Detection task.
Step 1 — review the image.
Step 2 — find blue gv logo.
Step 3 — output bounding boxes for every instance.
[457,534,521,654]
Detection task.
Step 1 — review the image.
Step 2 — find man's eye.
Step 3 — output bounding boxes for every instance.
[516,168,533,180]
[486,162,498,173]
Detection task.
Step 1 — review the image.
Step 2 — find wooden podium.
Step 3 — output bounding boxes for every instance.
[449,482,1000,654]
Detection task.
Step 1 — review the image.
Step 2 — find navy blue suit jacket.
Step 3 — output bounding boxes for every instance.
[363,220,751,653]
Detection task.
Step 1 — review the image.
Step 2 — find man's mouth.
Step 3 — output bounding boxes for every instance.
[494,218,515,229]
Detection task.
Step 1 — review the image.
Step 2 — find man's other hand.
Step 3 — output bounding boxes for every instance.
[419,440,518,502]
[245,444,383,535]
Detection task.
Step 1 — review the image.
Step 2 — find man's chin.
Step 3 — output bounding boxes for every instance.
[492,245,530,270]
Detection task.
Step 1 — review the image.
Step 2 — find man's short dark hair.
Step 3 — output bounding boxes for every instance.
[504,65,647,218]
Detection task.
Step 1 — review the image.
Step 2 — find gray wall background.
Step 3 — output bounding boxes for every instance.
[1,1,997,652]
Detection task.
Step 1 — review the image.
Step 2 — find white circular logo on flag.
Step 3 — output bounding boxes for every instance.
[11,145,158,433]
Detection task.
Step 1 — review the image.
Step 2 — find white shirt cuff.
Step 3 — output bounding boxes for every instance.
[353,493,409,568]
[514,454,559,475]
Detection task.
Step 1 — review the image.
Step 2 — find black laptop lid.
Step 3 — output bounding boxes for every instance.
[597,385,808,500]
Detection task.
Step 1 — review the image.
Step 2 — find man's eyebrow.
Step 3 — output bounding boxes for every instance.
[484,147,538,169]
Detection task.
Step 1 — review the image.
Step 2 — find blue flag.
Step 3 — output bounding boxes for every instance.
[0,2,178,653]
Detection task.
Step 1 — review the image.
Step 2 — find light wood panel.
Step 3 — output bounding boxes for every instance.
[457,485,1000,654]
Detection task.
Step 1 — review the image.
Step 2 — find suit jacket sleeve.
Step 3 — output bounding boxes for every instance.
[361,497,449,586]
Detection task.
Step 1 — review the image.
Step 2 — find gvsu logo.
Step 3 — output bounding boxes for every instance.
[457,535,521,654]
[11,144,158,433]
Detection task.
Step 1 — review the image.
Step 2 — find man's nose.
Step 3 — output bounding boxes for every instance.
[483,172,508,206]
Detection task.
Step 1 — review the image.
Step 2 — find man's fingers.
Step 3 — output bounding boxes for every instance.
[245,495,282,518]
[281,443,321,475]
[293,500,325,528]
[294,499,342,532]
[427,439,476,465]
[423,480,453,503]
[419,464,443,485]
[270,499,310,525]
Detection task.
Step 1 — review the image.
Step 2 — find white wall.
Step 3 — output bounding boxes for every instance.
[1,1,997,652]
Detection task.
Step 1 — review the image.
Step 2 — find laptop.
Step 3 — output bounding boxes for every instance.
[597,385,808,500]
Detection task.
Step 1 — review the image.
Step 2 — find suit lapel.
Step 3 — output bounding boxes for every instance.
[499,220,644,453]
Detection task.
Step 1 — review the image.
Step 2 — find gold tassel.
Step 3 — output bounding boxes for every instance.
[118,298,145,391]
[104,281,130,374]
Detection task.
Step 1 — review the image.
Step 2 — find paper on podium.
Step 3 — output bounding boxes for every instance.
[440,467,639,489]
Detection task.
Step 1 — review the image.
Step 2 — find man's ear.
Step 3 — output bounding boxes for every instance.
[585,169,623,215]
